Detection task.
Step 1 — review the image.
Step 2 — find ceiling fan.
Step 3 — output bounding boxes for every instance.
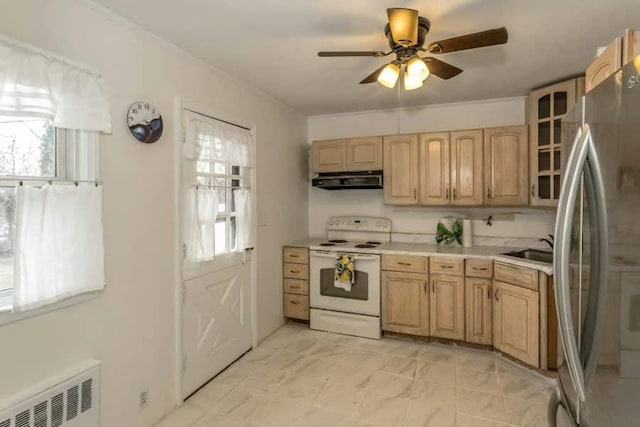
[318,8,508,90]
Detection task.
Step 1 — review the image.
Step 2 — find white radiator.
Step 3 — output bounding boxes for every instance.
[0,360,100,427]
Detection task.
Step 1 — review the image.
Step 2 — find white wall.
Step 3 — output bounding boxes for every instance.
[308,98,555,246]
[0,1,307,426]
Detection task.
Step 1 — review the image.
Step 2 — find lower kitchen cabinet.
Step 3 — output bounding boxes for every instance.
[493,280,540,367]
[382,271,429,335]
[429,274,465,341]
[465,277,493,345]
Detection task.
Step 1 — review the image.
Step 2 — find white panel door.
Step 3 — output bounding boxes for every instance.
[181,262,252,398]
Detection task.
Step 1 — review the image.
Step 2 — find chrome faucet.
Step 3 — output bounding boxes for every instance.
[539,234,554,249]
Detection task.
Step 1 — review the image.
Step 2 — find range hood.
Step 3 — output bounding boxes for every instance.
[311,171,383,190]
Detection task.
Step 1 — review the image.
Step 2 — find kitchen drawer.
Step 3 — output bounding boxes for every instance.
[381,254,429,273]
[494,262,538,291]
[284,294,309,320]
[284,262,309,280]
[283,246,309,264]
[284,278,309,295]
[466,258,493,278]
[430,257,464,276]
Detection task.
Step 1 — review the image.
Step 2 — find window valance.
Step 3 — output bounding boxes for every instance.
[184,110,254,167]
[0,35,111,132]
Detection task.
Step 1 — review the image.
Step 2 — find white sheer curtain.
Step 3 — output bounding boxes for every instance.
[183,110,254,167]
[0,34,111,132]
[13,184,105,312]
[235,188,253,252]
[185,187,219,261]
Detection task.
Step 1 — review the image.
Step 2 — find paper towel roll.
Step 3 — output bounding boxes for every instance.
[462,219,473,247]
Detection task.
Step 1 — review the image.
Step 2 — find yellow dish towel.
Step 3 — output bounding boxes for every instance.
[334,254,355,292]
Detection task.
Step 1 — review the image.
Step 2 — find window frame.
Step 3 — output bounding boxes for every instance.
[0,118,99,313]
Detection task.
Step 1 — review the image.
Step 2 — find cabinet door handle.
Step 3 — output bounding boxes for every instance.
[488,286,492,300]
[423,281,427,293]
[413,188,417,200]
[487,187,491,198]
[445,188,450,199]
[431,282,435,293]
[453,188,456,199]
[495,288,500,302]
[531,184,536,197]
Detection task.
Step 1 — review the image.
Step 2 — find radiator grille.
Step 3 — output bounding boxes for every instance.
[0,361,100,427]
[34,401,47,427]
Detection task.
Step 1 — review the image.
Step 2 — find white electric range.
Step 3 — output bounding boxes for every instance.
[308,216,391,339]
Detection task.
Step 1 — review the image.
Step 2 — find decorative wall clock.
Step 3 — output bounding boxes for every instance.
[127,101,163,143]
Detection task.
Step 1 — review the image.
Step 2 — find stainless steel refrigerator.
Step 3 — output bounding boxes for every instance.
[551,57,640,426]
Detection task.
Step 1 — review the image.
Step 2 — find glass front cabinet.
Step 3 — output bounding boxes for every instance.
[527,77,584,207]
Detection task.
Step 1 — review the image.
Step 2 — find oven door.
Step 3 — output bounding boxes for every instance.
[309,250,380,316]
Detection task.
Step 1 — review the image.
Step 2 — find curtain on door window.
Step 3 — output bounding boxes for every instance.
[183,110,254,259]
[185,187,219,261]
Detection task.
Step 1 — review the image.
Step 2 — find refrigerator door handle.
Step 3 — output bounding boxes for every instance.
[554,124,590,402]
[580,131,609,390]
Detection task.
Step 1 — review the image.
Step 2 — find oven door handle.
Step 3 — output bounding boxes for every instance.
[310,251,379,261]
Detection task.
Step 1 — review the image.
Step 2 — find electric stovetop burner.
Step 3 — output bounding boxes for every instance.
[366,241,381,245]
[319,242,335,246]
[355,244,376,248]
[328,239,348,243]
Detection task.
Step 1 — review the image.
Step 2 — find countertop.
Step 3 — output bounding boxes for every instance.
[284,239,554,275]
[379,242,554,275]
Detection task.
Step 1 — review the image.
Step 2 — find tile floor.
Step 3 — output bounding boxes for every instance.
[156,323,556,427]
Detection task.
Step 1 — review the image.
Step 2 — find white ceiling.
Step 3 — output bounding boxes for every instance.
[91,0,640,115]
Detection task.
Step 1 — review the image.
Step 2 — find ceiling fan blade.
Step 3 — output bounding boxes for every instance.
[423,57,463,80]
[427,27,508,54]
[387,8,419,46]
[359,63,391,84]
[318,51,387,57]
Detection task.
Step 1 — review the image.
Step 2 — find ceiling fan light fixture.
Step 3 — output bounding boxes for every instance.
[387,8,419,46]
[403,71,424,90]
[406,57,430,82]
[377,62,400,88]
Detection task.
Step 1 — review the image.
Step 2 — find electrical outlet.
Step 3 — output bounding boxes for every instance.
[139,390,149,409]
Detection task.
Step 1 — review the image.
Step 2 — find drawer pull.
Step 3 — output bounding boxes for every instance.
[289,254,301,258]
[290,285,300,289]
[474,267,488,271]
[398,262,412,266]
[441,265,453,269]
[290,269,301,274]
[290,300,301,305]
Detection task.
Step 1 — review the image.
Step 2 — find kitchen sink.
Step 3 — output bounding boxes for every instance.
[501,249,553,264]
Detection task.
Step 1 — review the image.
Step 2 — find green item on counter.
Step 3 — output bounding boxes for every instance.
[436,219,463,245]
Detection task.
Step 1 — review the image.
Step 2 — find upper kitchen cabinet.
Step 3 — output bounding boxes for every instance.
[418,132,450,205]
[484,125,529,206]
[414,129,483,206]
[383,134,419,205]
[312,136,383,173]
[346,137,383,171]
[312,139,346,172]
[528,77,584,207]
[585,28,639,93]
[586,36,622,93]
[450,129,484,205]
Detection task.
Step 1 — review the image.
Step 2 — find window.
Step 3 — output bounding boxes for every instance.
[195,159,246,255]
[0,115,97,310]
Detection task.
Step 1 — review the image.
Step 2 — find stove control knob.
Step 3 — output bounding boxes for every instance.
[376,220,381,227]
